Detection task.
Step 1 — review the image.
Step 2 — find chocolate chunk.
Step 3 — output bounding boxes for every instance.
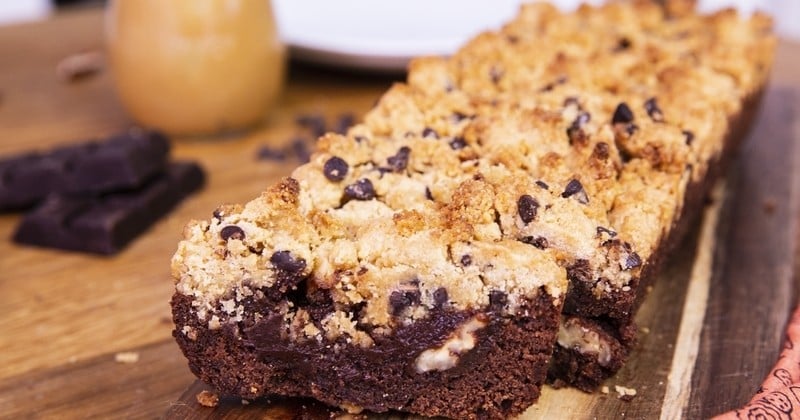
[566,259,592,283]
[449,137,467,150]
[387,147,411,172]
[323,156,349,182]
[683,130,695,145]
[389,288,421,316]
[517,194,539,224]
[596,226,618,237]
[622,252,642,270]
[344,179,376,201]
[425,187,434,201]
[644,97,664,122]
[421,127,439,139]
[489,290,508,311]
[220,225,245,241]
[536,180,549,190]
[0,129,170,211]
[460,254,472,266]
[270,250,307,274]
[335,113,355,135]
[433,288,449,307]
[612,103,634,124]
[562,179,589,204]
[13,161,204,255]
[520,236,549,249]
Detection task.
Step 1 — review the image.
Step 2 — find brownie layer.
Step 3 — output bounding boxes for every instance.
[551,87,767,390]
[173,289,560,419]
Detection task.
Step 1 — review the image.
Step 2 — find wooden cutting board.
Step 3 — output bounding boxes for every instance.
[0,9,799,420]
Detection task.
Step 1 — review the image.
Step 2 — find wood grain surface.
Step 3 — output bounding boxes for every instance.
[0,7,799,420]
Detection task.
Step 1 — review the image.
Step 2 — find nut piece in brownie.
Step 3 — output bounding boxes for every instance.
[172,176,567,419]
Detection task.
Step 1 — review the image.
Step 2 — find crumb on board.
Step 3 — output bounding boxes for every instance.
[196,390,219,408]
[56,50,103,82]
[640,326,651,334]
[114,351,139,364]
[601,386,610,394]
[615,385,638,401]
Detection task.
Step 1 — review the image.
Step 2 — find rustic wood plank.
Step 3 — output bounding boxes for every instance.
[688,89,800,416]
[0,339,193,419]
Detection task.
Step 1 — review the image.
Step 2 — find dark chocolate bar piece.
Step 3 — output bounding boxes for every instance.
[0,129,170,211]
[12,161,205,255]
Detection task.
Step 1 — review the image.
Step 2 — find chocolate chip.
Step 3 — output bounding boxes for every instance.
[593,142,610,160]
[490,66,503,84]
[615,37,631,51]
[323,156,349,182]
[220,225,245,241]
[449,137,467,150]
[460,254,472,266]
[425,187,434,201]
[256,145,288,161]
[683,130,695,145]
[521,236,548,249]
[212,209,223,220]
[344,178,376,201]
[270,250,307,273]
[433,287,449,307]
[452,112,471,123]
[489,290,508,311]
[625,123,639,136]
[335,113,355,135]
[612,103,634,124]
[567,111,592,145]
[389,288,421,316]
[562,179,589,204]
[563,96,581,108]
[354,135,367,143]
[644,97,664,122]
[540,76,567,92]
[622,252,642,270]
[385,146,410,172]
[291,138,311,163]
[295,114,326,138]
[536,180,549,190]
[517,194,539,224]
[422,127,439,139]
[596,226,618,237]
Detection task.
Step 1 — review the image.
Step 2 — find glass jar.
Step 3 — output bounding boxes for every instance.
[105,0,286,137]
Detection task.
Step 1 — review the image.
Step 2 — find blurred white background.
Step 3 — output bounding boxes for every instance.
[0,0,797,39]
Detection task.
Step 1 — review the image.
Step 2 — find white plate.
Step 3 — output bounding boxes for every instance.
[273,0,525,71]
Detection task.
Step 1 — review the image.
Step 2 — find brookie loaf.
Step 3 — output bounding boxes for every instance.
[171,1,774,418]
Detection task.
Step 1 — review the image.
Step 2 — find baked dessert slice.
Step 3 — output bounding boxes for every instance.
[171,0,775,415]
[172,174,567,418]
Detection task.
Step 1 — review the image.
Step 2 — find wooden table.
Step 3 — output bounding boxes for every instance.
[1,7,799,419]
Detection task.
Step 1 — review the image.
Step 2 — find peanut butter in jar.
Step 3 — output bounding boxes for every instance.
[105,0,286,137]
